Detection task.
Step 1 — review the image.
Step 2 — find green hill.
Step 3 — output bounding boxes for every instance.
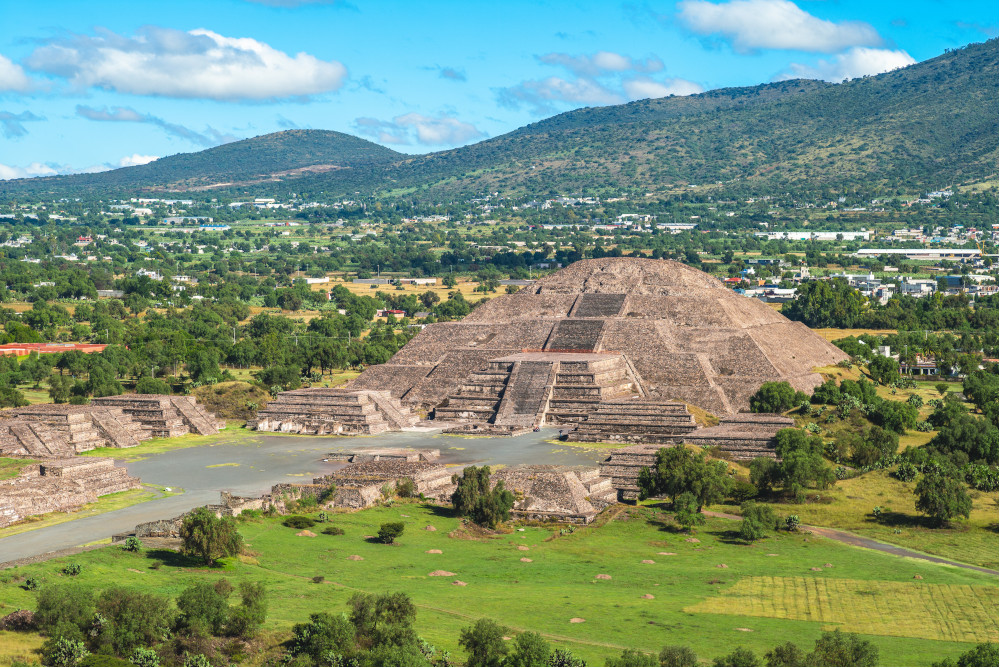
[3,39,996,199]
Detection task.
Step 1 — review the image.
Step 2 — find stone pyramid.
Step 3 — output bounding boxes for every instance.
[349,258,847,415]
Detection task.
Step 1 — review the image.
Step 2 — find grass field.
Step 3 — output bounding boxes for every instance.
[0,457,38,481]
[0,485,177,540]
[0,504,994,666]
[712,470,999,570]
[80,423,256,462]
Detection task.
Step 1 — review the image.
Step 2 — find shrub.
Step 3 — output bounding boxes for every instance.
[224,582,267,640]
[95,586,173,656]
[659,645,698,667]
[377,522,405,544]
[729,479,758,503]
[23,577,40,591]
[62,564,81,577]
[894,462,919,483]
[607,648,659,666]
[963,463,999,492]
[34,584,94,635]
[321,526,345,536]
[129,647,159,667]
[176,581,229,635]
[282,515,316,529]
[396,477,416,498]
[122,536,142,552]
[452,465,515,529]
[785,514,800,532]
[763,642,805,667]
[714,647,760,666]
[739,501,777,543]
[749,381,808,413]
[179,507,244,566]
[806,630,878,666]
[459,618,510,667]
[915,469,972,525]
[312,576,325,584]
[41,636,90,667]
[673,492,705,532]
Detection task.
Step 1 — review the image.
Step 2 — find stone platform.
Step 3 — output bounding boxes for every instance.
[566,399,698,444]
[313,460,454,508]
[434,352,642,429]
[0,456,141,528]
[251,388,419,435]
[327,448,440,463]
[0,404,152,454]
[491,465,617,524]
[91,395,224,437]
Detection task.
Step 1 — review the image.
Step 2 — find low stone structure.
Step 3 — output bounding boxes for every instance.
[491,465,617,524]
[566,399,698,444]
[250,388,419,435]
[599,414,792,500]
[0,405,151,455]
[314,460,453,508]
[91,395,224,437]
[327,448,440,463]
[0,457,141,528]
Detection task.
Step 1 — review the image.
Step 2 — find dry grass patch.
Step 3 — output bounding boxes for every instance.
[0,630,43,666]
[687,576,998,644]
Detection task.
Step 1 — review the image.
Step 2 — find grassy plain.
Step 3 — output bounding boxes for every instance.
[0,457,38,481]
[80,423,254,462]
[0,505,995,666]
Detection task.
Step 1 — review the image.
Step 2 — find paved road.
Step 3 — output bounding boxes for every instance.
[1,429,602,563]
[702,510,999,575]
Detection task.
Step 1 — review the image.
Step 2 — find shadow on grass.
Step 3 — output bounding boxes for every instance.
[705,528,747,545]
[145,549,213,569]
[421,503,457,519]
[867,511,947,530]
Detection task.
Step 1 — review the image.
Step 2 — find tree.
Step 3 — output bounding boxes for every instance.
[954,642,999,667]
[915,469,972,526]
[452,466,515,529]
[48,374,73,403]
[289,612,356,666]
[179,507,244,566]
[715,647,760,666]
[378,522,405,544]
[806,630,878,666]
[135,376,170,395]
[749,381,808,413]
[506,631,551,667]
[175,582,229,635]
[607,648,659,666]
[927,415,999,465]
[34,584,95,638]
[659,645,699,667]
[40,637,90,667]
[739,501,777,543]
[95,586,174,656]
[458,618,509,667]
[225,581,267,639]
[867,355,899,385]
[672,491,705,532]
[763,642,805,667]
[637,446,732,509]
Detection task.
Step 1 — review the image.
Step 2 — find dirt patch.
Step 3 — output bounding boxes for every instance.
[426,549,443,554]
[735,628,753,632]
[716,564,728,569]
[520,558,533,563]
[824,563,833,567]
[296,530,316,537]
[641,559,655,564]
[425,525,436,531]
[452,580,467,586]
[517,545,530,551]
[595,574,611,580]
[685,537,700,543]
[127,568,144,574]
[569,618,586,623]
[641,594,655,599]
[810,567,822,571]
[347,555,363,561]
[429,570,455,577]
[657,552,676,555]
[914,574,923,580]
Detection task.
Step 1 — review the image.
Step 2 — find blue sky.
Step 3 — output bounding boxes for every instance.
[0,0,996,179]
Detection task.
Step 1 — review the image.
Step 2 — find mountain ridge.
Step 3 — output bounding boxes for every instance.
[3,39,996,199]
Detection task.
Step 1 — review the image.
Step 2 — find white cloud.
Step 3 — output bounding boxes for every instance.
[354,113,485,146]
[538,51,663,77]
[500,76,624,112]
[119,154,159,167]
[76,104,238,147]
[622,77,704,100]
[25,27,347,101]
[0,162,59,180]
[0,110,44,139]
[677,0,883,53]
[781,47,916,82]
[0,55,35,92]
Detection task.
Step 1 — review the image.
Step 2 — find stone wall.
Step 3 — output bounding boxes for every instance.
[251,388,418,435]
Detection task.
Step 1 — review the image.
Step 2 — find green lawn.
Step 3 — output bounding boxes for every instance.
[1,504,995,666]
[0,457,37,481]
[80,423,255,462]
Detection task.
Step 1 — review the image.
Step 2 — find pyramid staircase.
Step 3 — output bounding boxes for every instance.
[91,395,223,437]
[251,388,418,435]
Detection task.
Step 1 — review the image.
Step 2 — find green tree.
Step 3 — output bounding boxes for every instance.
[224,581,267,639]
[40,637,90,667]
[672,491,705,532]
[378,522,405,544]
[179,507,244,566]
[637,446,732,509]
[715,647,760,666]
[806,630,878,666]
[506,631,552,667]
[48,373,74,403]
[175,581,229,635]
[607,648,659,666]
[452,466,515,529]
[289,612,356,666]
[749,381,808,413]
[867,355,899,385]
[95,586,173,656]
[128,647,159,667]
[458,618,509,667]
[763,642,805,667]
[34,585,95,638]
[739,501,778,543]
[659,645,699,667]
[915,469,972,525]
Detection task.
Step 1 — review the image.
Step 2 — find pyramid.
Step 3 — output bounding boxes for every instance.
[348,258,847,416]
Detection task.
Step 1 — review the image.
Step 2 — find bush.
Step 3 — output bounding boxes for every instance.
[749,381,808,413]
[377,522,405,544]
[95,586,174,656]
[763,642,805,667]
[806,630,878,666]
[714,647,760,666]
[41,636,90,667]
[785,514,800,532]
[23,577,40,591]
[224,582,267,640]
[62,564,81,577]
[739,501,777,543]
[459,618,510,667]
[321,526,345,536]
[179,507,244,566]
[894,462,919,483]
[282,515,316,529]
[452,465,515,529]
[129,647,159,667]
[963,463,999,491]
[122,537,142,552]
[34,584,94,635]
[729,479,758,503]
[915,469,972,525]
[607,648,659,666]
[659,645,698,667]
[396,477,416,498]
[176,581,229,635]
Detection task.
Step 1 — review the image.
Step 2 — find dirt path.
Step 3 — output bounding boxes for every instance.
[702,510,998,575]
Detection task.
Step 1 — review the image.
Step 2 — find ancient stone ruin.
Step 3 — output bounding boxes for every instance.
[348,258,845,425]
[327,447,440,463]
[251,388,419,434]
[91,395,224,437]
[313,459,454,508]
[0,405,151,457]
[0,457,140,528]
[491,465,617,524]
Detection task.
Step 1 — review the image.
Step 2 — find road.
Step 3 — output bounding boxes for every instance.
[0,428,602,563]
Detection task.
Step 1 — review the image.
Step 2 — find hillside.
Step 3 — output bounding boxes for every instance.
[2,39,996,199]
[1,129,402,194]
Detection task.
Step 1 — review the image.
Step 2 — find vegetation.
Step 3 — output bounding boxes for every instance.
[451,465,516,529]
[179,507,244,566]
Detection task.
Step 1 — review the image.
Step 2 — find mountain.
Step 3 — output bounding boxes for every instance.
[3,39,996,199]
[2,129,402,194]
